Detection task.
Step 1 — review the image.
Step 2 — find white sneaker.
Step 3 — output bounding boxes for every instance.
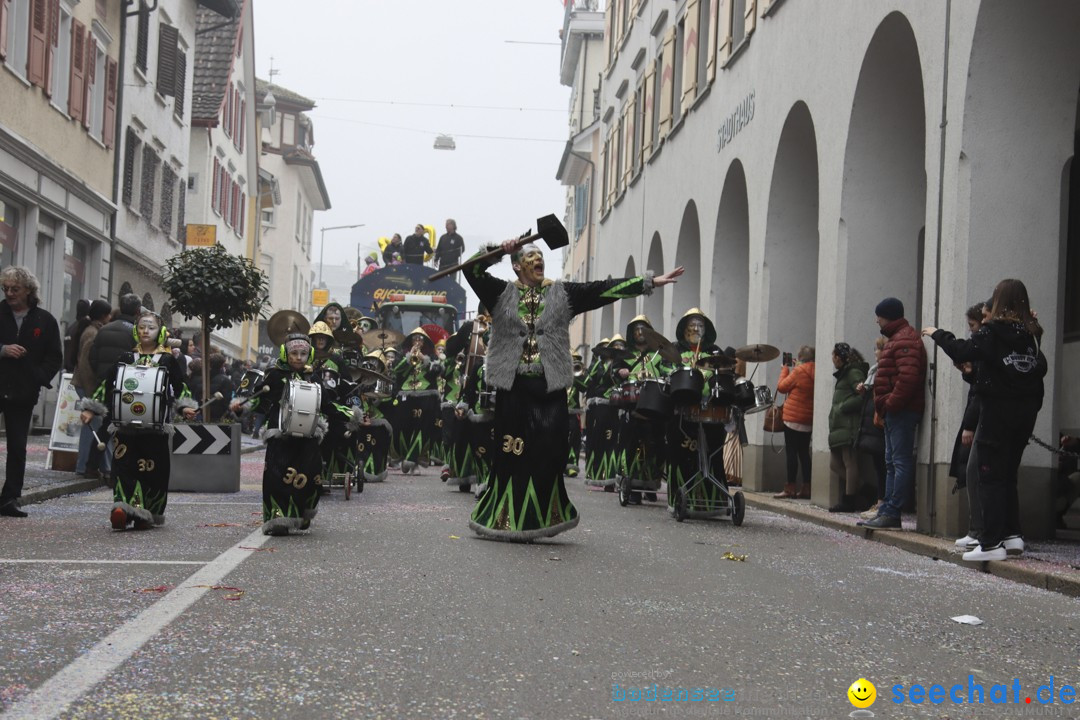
[954,534,979,550]
[1003,535,1024,556]
[860,502,882,520]
[963,543,1006,562]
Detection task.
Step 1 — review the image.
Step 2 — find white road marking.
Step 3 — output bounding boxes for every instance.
[0,527,268,720]
[0,559,206,565]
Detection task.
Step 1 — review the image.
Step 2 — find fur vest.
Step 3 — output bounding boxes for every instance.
[485,280,573,392]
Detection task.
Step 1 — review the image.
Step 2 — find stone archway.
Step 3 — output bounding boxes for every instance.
[644,233,664,332]
[672,201,701,332]
[839,11,926,352]
[619,256,638,335]
[713,160,750,347]
[764,101,819,384]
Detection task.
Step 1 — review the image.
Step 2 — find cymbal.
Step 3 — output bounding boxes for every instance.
[354,366,391,383]
[595,346,635,361]
[696,353,736,369]
[637,328,681,364]
[267,310,310,345]
[734,343,780,363]
[334,328,363,350]
[363,328,405,349]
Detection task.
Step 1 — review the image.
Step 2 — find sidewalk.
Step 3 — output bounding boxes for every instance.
[743,491,1080,598]
[3,431,266,506]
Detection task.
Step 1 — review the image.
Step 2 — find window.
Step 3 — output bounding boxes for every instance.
[88,42,104,140]
[49,5,71,112]
[62,233,87,323]
[134,0,148,73]
[156,23,178,97]
[282,113,295,148]
[5,0,31,79]
[573,179,589,238]
[651,57,661,148]
[173,47,185,118]
[79,32,97,131]
[261,203,274,227]
[672,18,684,126]
[223,83,232,137]
[176,178,185,242]
[211,158,220,215]
[122,127,140,207]
[731,0,746,49]
[697,0,711,95]
[632,89,643,174]
[139,144,159,223]
[294,190,301,239]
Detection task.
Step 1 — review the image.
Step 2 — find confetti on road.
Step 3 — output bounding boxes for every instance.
[199,523,245,528]
[721,551,748,562]
[134,585,174,594]
[192,585,246,601]
[449,535,460,540]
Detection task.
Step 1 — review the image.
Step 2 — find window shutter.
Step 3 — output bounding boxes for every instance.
[122,128,138,206]
[681,0,700,114]
[744,0,757,38]
[82,35,96,129]
[135,0,148,72]
[68,20,85,122]
[642,61,655,157]
[706,0,719,83]
[602,1,612,69]
[232,91,240,148]
[156,24,178,97]
[622,102,634,187]
[0,0,9,61]
[95,0,106,19]
[173,48,186,118]
[607,129,617,206]
[614,0,624,47]
[43,0,58,96]
[223,84,232,137]
[28,0,48,87]
[718,0,732,62]
[140,146,157,221]
[238,99,245,152]
[231,182,239,229]
[211,158,219,214]
[239,192,245,236]
[177,178,186,241]
[658,27,675,138]
[102,58,117,148]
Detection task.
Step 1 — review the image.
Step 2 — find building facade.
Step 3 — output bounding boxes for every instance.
[593,0,1080,539]
[255,78,329,320]
[184,0,256,356]
[0,0,122,426]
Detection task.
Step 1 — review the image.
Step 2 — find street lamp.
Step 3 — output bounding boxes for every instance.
[319,223,365,287]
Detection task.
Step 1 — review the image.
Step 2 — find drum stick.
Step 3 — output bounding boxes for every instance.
[92,428,107,452]
[233,386,269,408]
[196,392,224,412]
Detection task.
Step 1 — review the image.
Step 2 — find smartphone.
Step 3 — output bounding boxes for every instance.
[783,352,793,366]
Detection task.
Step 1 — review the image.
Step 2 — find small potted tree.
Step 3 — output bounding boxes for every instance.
[162,243,268,492]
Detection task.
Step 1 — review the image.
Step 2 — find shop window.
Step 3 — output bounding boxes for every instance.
[0,199,19,271]
[62,233,87,325]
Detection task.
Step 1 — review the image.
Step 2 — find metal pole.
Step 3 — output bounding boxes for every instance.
[318,227,325,287]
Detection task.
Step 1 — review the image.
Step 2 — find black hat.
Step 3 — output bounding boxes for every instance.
[874,297,904,322]
[88,299,112,321]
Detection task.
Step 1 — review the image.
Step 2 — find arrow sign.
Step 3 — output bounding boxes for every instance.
[172,425,233,455]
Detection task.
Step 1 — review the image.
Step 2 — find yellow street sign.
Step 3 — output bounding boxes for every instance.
[185,224,217,247]
[312,288,330,307]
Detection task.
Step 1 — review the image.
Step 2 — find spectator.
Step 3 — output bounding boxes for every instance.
[434,218,465,272]
[924,279,1046,561]
[362,252,380,276]
[202,354,234,423]
[858,297,927,530]
[0,266,63,517]
[775,345,816,499]
[402,224,433,265]
[855,336,887,519]
[73,299,113,480]
[948,303,987,552]
[187,358,204,403]
[88,293,142,385]
[827,342,868,512]
[382,234,404,266]
[63,298,91,373]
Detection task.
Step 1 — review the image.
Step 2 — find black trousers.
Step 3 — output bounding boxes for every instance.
[976,398,1039,547]
[0,398,35,505]
[783,425,812,487]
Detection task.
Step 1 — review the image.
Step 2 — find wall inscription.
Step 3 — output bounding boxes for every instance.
[716,91,755,152]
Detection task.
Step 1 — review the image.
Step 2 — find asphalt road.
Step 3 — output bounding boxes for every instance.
[1,456,1078,720]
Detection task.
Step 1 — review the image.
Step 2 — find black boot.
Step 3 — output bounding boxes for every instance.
[1,501,28,517]
[828,495,857,513]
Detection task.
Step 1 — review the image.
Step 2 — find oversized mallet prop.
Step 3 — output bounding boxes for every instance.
[426,214,569,282]
[233,385,270,409]
[92,428,108,452]
[196,392,224,413]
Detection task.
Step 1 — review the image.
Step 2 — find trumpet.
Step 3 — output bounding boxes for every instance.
[573,361,585,377]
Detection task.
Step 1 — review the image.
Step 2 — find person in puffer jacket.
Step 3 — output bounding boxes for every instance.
[924,279,1046,562]
[775,346,816,499]
[858,297,927,530]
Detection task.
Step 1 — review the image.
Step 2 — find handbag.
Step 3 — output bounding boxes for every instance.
[763,404,784,433]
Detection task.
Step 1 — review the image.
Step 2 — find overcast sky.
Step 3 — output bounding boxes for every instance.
[253,0,572,304]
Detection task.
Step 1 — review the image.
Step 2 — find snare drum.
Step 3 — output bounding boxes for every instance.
[635,378,673,419]
[668,368,705,406]
[279,380,323,438]
[236,369,264,398]
[363,376,393,400]
[618,380,641,407]
[112,364,169,428]
[680,403,731,425]
[731,377,756,409]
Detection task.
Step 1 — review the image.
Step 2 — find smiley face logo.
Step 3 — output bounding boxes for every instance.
[847,678,876,708]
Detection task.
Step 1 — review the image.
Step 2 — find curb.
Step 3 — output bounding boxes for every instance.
[742,491,1080,599]
[21,478,108,506]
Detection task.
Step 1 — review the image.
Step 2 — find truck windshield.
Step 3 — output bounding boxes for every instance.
[379,305,457,335]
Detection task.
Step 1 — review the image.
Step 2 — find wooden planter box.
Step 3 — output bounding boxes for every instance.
[169,423,242,493]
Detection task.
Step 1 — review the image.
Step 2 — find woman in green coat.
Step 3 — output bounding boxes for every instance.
[828,343,869,512]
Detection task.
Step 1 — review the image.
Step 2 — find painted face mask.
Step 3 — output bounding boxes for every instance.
[515,245,545,285]
[685,318,705,345]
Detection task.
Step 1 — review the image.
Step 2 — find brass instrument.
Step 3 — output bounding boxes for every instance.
[573,361,585,377]
[464,313,490,379]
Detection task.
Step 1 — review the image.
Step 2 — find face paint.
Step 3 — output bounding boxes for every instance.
[516,247,545,286]
[137,317,161,348]
[685,318,705,345]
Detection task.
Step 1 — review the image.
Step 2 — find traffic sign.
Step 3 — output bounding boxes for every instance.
[185,224,217,247]
[312,288,330,307]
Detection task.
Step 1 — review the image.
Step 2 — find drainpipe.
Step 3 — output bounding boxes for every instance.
[573,149,596,346]
[927,0,952,534]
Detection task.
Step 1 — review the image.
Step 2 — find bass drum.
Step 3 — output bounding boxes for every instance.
[236,369,264,398]
[731,377,756,409]
[710,371,738,406]
[668,368,704,406]
[279,380,323,438]
[112,364,169,428]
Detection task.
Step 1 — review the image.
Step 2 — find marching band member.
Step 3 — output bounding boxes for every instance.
[565,350,586,478]
[230,333,336,535]
[390,328,443,474]
[78,311,196,530]
[585,336,624,489]
[613,316,666,503]
[462,236,682,541]
[666,308,729,514]
[460,344,496,497]
[308,321,358,494]
[352,350,394,483]
[439,322,477,487]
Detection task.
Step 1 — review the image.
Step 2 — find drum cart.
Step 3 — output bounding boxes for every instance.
[671,410,745,525]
